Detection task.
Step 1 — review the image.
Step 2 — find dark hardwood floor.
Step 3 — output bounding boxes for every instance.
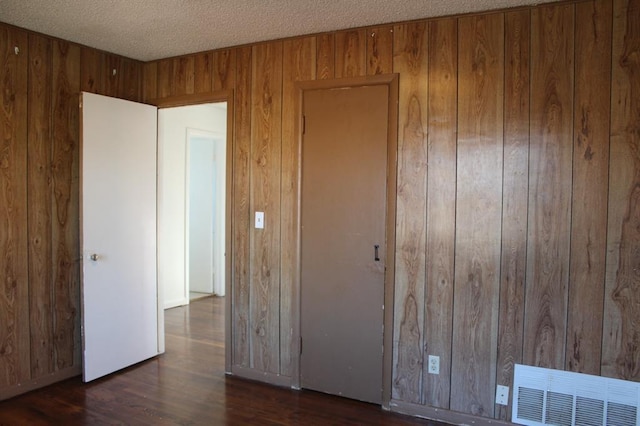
[0,297,449,425]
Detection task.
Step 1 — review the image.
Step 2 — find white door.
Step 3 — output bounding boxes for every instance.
[80,92,163,382]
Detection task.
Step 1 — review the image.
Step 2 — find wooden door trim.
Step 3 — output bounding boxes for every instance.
[148,89,235,374]
[293,74,398,408]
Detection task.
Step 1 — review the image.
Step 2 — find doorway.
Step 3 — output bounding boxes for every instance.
[298,76,398,405]
[158,103,227,308]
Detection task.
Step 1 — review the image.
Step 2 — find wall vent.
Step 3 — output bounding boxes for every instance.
[512,364,640,426]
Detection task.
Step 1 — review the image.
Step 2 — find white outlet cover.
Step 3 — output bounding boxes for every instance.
[255,211,264,229]
[428,355,440,375]
[496,385,509,405]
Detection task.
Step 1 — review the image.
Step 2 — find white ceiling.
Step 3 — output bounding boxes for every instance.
[0,0,561,62]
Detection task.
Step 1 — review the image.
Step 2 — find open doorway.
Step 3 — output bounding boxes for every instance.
[157,102,227,309]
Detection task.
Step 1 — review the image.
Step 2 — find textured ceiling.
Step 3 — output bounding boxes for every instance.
[0,0,562,61]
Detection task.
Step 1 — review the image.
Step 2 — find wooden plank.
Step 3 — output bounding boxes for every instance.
[51,40,81,370]
[157,58,173,98]
[603,0,640,381]
[28,33,54,379]
[232,46,252,368]
[280,36,315,377]
[367,26,393,75]
[495,9,530,421]
[79,47,103,94]
[0,26,30,387]
[451,13,504,417]
[121,58,142,102]
[316,33,335,80]
[249,41,282,373]
[390,21,428,405]
[142,61,158,102]
[523,3,574,370]
[424,17,457,409]
[194,52,213,94]
[566,0,612,377]
[335,29,366,78]
[213,49,236,91]
[172,56,195,96]
[103,53,121,98]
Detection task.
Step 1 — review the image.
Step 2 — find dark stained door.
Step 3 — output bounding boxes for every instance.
[300,84,389,404]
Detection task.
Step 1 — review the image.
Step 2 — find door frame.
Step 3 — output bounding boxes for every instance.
[292,75,398,408]
[149,91,234,373]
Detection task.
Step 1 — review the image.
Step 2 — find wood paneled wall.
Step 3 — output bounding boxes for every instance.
[1,0,639,422]
[0,24,143,399]
[142,0,638,421]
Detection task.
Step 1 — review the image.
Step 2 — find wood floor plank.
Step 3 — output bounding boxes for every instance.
[0,297,449,425]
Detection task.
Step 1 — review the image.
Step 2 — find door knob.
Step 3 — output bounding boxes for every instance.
[90,254,99,261]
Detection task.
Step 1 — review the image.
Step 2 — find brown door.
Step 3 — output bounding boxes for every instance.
[300,84,389,404]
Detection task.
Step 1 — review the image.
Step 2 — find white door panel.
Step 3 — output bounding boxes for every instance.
[81,92,161,382]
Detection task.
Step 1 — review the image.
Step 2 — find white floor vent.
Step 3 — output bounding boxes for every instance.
[512,364,639,426]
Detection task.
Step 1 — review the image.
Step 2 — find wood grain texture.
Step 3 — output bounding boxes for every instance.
[316,34,335,80]
[1,297,446,425]
[424,17,457,409]
[523,3,574,370]
[157,58,173,98]
[566,0,611,376]
[142,61,157,102]
[367,26,394,75]
[495,9,529,421]
[232,46,252,368]
[121,58,142,102]
[28,33,54,379]
[213,49,236,91]
[391,21,428,405]
[250,42,283,373]
[451,13,504,417]
[336,30,366,78]
[0,26,30,388]
[51,40,81,370]
[280,36,315,377]
[172,56,195,96]
[603,0,640,381]
[79,47,103,94]
[194,52,213,94]
[103,54,121,98]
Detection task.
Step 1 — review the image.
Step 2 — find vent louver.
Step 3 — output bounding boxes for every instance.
[512,364,640,426]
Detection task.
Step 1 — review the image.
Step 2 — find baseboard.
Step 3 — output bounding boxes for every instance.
[229,365,292,388]
[164,297,188,309]
[389,399,513,425]
[0,365,82,401]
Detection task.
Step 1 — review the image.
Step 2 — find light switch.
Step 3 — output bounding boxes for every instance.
[255,211,264,229]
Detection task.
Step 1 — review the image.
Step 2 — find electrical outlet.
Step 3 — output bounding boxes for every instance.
[495,385,509,405]
[428,355,440,375]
